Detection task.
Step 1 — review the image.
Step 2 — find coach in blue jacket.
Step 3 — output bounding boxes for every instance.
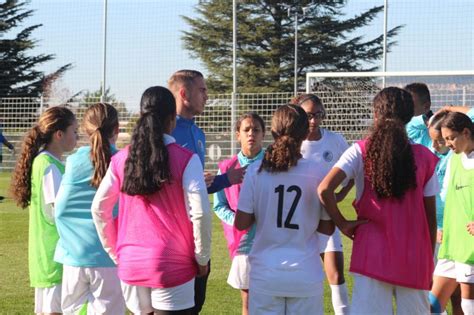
[168,69,246,314]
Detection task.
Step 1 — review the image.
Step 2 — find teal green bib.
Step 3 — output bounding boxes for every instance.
[438,153,474,264]
[29,153,64,287]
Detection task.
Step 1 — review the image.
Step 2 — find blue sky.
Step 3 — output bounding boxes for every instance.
[21,1,474,108]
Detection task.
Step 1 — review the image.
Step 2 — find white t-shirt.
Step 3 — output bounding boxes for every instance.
[334,143,439,201]
[300,128,349,175]
[238,159,330,297]
[39,151,63,223]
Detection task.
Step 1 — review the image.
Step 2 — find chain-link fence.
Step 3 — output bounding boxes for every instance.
[2,84,473,172]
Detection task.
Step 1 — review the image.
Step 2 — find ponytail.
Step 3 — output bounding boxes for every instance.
[259,104,308,173]
[82,103,118,188]
[366,87,417,199]
[11,106,75,208]
[90,129,113,187]
[11,126,45,208]
[122,86,176,195]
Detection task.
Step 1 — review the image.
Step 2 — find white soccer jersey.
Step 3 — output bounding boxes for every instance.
[300,128,349,175]
[301,129,349,254]
[238,159,330,297]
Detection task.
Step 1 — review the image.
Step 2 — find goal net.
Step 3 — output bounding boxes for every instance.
[305,71,474,142]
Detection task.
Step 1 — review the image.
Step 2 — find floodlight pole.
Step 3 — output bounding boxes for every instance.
[231,0,237,155]
[382,0,388,88]
[101,0,108,102]
[293,9,298,95]
[287,7,299,95]
[287,4,314,95]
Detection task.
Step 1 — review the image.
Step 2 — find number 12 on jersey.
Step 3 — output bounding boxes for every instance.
[275,184,301,230]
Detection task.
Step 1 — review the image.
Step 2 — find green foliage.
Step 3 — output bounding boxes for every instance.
[72,87,131,124]
[80,86,117,104]
[0,0,72,97]
[0,172,357,314]
[182,0,402,93]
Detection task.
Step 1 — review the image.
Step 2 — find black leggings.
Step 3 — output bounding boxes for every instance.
[192,260,211,314]
[154,308,193,315]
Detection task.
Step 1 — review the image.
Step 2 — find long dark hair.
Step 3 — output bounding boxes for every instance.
[441,112,474,138]
[11,106,76,208]
[122,86,176,195]
[259,104,308,173]
[365,87,417,199]
[82,103,119,188]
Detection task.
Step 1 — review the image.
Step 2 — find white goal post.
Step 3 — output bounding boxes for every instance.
[306,70,474,93]
[304,70,474,142]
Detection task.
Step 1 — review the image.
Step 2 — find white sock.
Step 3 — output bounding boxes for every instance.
[330,283,350,315]
[461,298,474,315]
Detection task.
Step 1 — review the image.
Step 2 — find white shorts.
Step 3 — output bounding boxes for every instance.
[227,254,250,290]
[317,228,343,254]
[249,283,323,315]
[121,278,194,313]
[34,284,62,314]
[350,274,429,315]
[61,265,125,315]
[434,259,474,283]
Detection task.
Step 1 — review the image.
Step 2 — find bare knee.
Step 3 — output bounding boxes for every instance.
[322,251,345,285]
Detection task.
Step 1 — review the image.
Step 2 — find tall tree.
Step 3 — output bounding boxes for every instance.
[182,0,401,93]
[0,0,71,97]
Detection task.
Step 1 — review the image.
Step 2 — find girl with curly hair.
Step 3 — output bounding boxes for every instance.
[318,87,439,314]
[11,106,78,314]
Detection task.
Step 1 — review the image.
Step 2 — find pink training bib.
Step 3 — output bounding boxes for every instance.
[350,140,438,290]
[111,144,197,288]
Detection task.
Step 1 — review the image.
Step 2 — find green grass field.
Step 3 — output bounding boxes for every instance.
[0,170,353,314]
[0,171,448,314]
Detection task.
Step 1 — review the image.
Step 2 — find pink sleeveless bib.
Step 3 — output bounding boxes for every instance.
[111,144,196,288]
[350,140,438,290]
[218,156,247,258]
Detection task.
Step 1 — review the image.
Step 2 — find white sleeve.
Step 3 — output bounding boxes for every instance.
[237,164,257,214]
[320,206,331,220]
[91,165,120,263]
[423,172,439,197]
[334,143,363,181]
[42,164,63,223]
[423,172,439,196]
[182,154,212,266]
[334,144,365,200]
[337,135,351,187]
[338,134,350,152]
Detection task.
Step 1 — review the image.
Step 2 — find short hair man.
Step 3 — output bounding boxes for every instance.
[168,70,246,313]
[404,82,433,146]
[168,70,245,193]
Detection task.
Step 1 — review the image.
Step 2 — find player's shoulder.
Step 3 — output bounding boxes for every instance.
[323,129,347,143]
[294,158,324,175]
